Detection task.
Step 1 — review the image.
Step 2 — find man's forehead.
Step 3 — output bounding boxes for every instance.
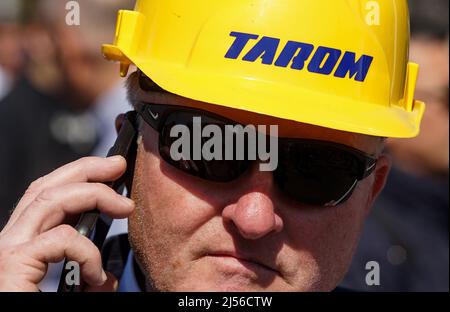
[130,78,382,155]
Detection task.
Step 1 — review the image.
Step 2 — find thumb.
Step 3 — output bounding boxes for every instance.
[85,272,119,292]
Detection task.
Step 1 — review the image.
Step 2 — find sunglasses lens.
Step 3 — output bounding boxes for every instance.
[145,105,369,206]
[274,143,360,206]
[158,111,250,182]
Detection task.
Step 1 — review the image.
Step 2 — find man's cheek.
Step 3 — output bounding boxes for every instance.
[147,174,214,235]
[315,194,368,278]
[286,194,367,280]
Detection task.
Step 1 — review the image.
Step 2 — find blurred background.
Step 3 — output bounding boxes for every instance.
[0,0,135,291]
[0,0,448,292]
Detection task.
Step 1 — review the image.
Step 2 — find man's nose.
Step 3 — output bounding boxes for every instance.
[222,165,284,240]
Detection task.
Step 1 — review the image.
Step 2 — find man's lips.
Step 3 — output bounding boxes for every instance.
[204,251,280,275]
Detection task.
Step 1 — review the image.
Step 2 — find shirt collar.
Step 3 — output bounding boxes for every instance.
[118,251,143,292]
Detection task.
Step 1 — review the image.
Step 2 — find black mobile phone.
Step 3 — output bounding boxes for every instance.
[57,111,138,292]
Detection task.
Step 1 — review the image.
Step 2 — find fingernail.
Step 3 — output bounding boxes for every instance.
[112,279,119,291]
[101,270,108,283]
[122,197,135,207]
[108,155,124,162]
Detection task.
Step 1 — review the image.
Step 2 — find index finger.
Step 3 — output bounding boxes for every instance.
[4,156,127,233]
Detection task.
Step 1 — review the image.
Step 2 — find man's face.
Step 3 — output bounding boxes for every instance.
[127,87,389,291]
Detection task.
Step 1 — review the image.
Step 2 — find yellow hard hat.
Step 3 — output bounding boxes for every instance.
[102,0,425,138]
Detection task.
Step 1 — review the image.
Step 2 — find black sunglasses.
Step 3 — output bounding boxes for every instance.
[134,102,377,207]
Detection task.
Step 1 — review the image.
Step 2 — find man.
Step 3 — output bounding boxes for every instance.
[0,0,425,291]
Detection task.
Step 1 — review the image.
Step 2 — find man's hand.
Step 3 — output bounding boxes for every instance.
[0,156,135,292]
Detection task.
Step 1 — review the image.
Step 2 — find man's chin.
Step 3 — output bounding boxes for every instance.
[175,279,267,292]
[171,257,282,292]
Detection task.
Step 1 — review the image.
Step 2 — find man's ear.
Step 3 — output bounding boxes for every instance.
[115,114,126,135]
[365,154,392,215]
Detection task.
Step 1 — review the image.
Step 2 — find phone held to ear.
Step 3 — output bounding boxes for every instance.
[57,111,138,292]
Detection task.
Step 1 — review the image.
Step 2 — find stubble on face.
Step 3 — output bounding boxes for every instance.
[125,105,386,291]
[128,139,178,291]
[127,140,370,292]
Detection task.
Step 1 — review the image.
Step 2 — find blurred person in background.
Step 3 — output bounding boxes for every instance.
[35,0,135,157]
[0,0,134,291]
[342,0,449,291]
[0,1,94,227]
[0,0,24,101]
[0,0,134,230]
